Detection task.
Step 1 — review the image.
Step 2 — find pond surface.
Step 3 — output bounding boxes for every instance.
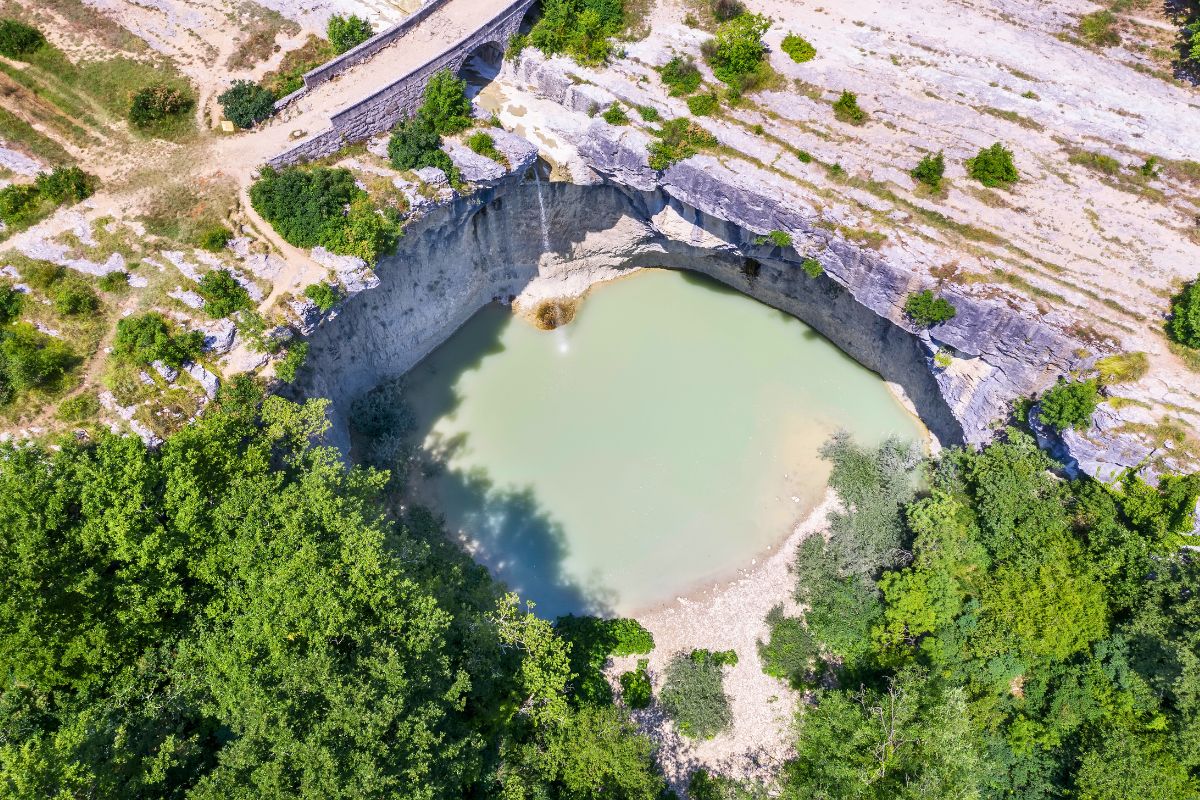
[401,269,923,618]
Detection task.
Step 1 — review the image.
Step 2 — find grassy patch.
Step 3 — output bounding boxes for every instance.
[1078,10,1120,47]
[979,106,1044,131]
[1096,351,1149,384]
[261,35,335,98]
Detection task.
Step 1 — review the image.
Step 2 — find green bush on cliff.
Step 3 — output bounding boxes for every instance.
[527,0,625,65]
[703,13,771,91]
[781,33,817,63]
[903,290,956,327]
[328,13,373,54]
[966,142,1019,188]
[1038,377,1099,431]
[647,118,718,170]
[113,312,203,367]
[1168,277,1200,349]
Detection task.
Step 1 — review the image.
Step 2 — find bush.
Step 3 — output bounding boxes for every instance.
[759,607,817,687]
[197,269,252,318]
[636,105,660,122]
[966,142,1018,188]
[466,131,504,164]
[0,283,22,325]
[197,225,233,252]
[647,118,718,170]
[328,13,373,54]
[911,151,945,191]
[660,650,733,739]
[304,282,338,312]
[705,13,770,88]
[658,56,702,96]
[114,312,204,367]
[1079,10,1120,47]
[0,19,45,60]
[527,0,624,65]
[1038,378,1099,431]
[687,92,720,116]
[904,290,957,327]
[602,104,630,125]
[0,323,75,394]
[218,80,276,129]
[128,84,194,130]
[275,342,308,383]
[35,167,95,204]
[50,278,98,316]
[0,167,96,229]
[56,391,100,422]
[711,0,745,22]
[801,257,823,278]
[420,70,472,135]
[832,90,867,125]
[755,230,791,248]
[555,615,655,706]
[781,33,816,63]
[98,271,129,293]
[619,659,652,709]
[1167,278,1200,349]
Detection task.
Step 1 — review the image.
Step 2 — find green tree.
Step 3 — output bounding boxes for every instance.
[0,322,74,393]
[832,90,867,125]
[1038,378,1099,431]
[1168,277,1200,349]
[658,56,702,96]
[197,269,252,318]
[128,84,194,129]
[327,13,373,54]
[113,312,204,367]
[966,142,1019,187]
[218,80,276,129]
[418,69,473,134]
[911,151,945,191]
[0,282,22,324]
[304,282,338,312]
[527,0,625,65]
[904,290,956,326]
[50,277,98,315]
[704,13,770,89]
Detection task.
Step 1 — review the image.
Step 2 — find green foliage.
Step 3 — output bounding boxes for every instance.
[275,342,308,383]
[647,118,718,170]
[196,224,232,252]
[911,150,945,190]
[261,35,336,99]
[710,0,745,23]
[781,34,816,64]
[755,229,792,248]
[420,69,472,135]
[218,79,276,129]
[704,13,770,89]
[327,13,373,54]
[113,312,204,367]
[506,32,528,62]
[197,269,252,318]
[98,271,129,292]
[35,166,96,204]
[0,167,96,230]
[966,141,1019,187]
[304,281,338,312]
[386,71,474,186]
[689,768,767,800]
[0,282,22,324]
[658,56,702,96]
[56,390,100,422]
[904,289,957,326]
[0,18,45,60]
[801,257,823,278]
[636,104,660,121]
[250,166,400,265]
[759,606,818,687]
[619,659,652,708]
[1079,10,1120,47]
[1038,378,1099,431]
[1168,277,1200,349]
[832,90,867,125]
[660,649,733,739]
[1096,351,1148,384]
[687,92,720,116]
[466,131,505,164]
[127,83,194,130]
[527,0,625,65]
[0,322,74,397]
[555,615,655,705]
[50,277,98,315]
[0,385,665,798]
[691,647,738,667]
[602,104,631,125]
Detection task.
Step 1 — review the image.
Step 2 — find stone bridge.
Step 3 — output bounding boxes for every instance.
[262,0,538,168]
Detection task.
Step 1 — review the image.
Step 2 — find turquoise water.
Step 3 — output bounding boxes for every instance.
[402,269,923,617]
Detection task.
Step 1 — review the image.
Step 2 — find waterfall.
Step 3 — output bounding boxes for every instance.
[533,168,551,252]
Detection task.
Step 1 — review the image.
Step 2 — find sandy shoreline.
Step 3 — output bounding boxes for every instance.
[608,489,839,790]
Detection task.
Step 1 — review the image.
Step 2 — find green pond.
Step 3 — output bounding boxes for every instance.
[401,269,924,618]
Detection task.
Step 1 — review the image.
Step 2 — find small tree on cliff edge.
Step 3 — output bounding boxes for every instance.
[328,14,373,54]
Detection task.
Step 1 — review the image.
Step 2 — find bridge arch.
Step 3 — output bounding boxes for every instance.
[458,39,507,99]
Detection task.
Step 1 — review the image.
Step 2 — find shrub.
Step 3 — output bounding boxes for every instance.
[275,342,308,383]
[304,282,338,312]
[555,615,655,706]
[1038,378,1099,431]
[705,13,770,89]
[0,19,45,60]
[711,0,745,22]
[218,80,275,129]
[658,56,702,96]
[1079,10,1120,47]
[35,167,95,204]
[114,313,203,367]
[904,290,957,327]
[420,70,472,135]
[692,648,737,667]
[966,142,1018,188]
[781,33,816,63]
[98,271,129,293]
[759,607,817,687]
[1167,278,1200,349]
[527,0,624,65]
[1096,352,1148,384]
[619,659,652,709]
[197,225,233,252]
[466,131,504,163]
[0,323,74,394]
[128,84,194,130]
[0,283,22,324]
[660,649,733,739]
[934,350,953,369]
[0,167,96,229]
[602,104,630,125]
[50,279,98,316]
[197,269,252,318]
[0,184,43,226]
[687,92,720,116]
[506,32,528,62]
[755,230,791,248]
[801,257,823,278]
[327,14,373,55]
[832,90,866,125]
[636,105,661,122]
[647,118,718,170]
[56,391,100,422]
[911,151,945,191]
